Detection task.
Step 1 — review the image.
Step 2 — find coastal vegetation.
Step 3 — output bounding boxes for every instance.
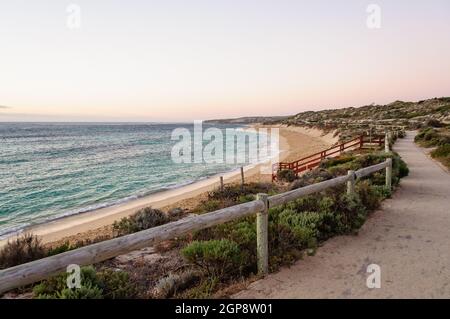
[33,266,137,299]
[0,234,46,270]
[113,207,169,237]
[209,97,450,142]
[414,121,450,169]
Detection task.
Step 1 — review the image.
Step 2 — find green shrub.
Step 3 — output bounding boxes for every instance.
[113,207,168,236]
[277,210,320,249]
[181,240,244,277]
[238,194,255,203]
[373,185,392,199]
[424,130,438,141]
[356,181,382,211]
[278,169,297,182]
[208,183,275,202]
[0,234,46,270]
[431,144,450,168]
[414,128,449,147]
[47,242,73,256]
[33,266,136,299]
[191,217,257,273]
[339,194,367,230]
[33,266,100,299]
[415,128,432,141]
[397,159,409,178]
[284,196,320,212]
[320,155,355,168]
[193,199,225,214]
[227,221,257,252]
[431,144,450,158]
[193,183,277,214]
[290,169,334,189]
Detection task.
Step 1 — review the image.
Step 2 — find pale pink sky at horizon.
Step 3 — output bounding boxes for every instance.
[1,0,449,122]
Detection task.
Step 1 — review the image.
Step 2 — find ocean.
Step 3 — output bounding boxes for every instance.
[0,122,270,238]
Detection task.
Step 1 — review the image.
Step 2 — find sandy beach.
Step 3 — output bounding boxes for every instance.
[0,125,337,247]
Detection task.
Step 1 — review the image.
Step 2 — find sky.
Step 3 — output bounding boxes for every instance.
[0,0,449,122]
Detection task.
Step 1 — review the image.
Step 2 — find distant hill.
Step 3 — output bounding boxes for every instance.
[278,97,450,140]
[207,97,450,140]
[205,116,289,124]
[281,97,449,127]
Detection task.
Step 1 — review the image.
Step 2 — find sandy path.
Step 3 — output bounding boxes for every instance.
[234,132,450,299]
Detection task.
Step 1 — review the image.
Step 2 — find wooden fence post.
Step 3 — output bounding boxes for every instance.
[256,193,269,276]
[220,176,224,191]
[385,132,390,153]
[386,158,392,190]
[347,170,355,196]
[240,167,245,190]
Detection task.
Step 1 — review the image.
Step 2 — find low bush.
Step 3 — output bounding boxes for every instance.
[355,180,383,211]
[47,242,73,256]
[192,199,227,214]
[153,270,201,298]
[426,119,445,128]
[431,144,450,168]
[415,127,450,147]
[277,210,320,249]
[320,155,355,169]
[238,194,255,203]
[290,169,334,189]
[193,183,277,215]
[208,183,275,202]
[0,234,46,270]
[415,127,450,168]
[397,158,409,178]
[191,217,257,274]
[330,193,367,233]
[278,169,297,182]
[431,144,450,158]
[113,207,169,236]
[181,240,244,277]
[33,266,137,299]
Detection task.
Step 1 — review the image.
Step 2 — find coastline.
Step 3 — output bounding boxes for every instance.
[0,125,337,247]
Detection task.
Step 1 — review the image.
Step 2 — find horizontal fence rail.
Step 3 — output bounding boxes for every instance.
[0,159,392,294]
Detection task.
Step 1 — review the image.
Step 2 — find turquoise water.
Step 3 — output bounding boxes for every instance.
[0,123,266,237]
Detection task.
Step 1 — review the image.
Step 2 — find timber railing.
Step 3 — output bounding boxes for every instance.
[271,134,386,181]
[0,157,393,294]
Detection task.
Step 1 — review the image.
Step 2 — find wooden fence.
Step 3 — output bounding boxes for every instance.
[272,134,386,181]
[0,158,393,294]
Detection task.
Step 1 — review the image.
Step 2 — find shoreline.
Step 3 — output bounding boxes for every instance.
[0,125,337,247]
